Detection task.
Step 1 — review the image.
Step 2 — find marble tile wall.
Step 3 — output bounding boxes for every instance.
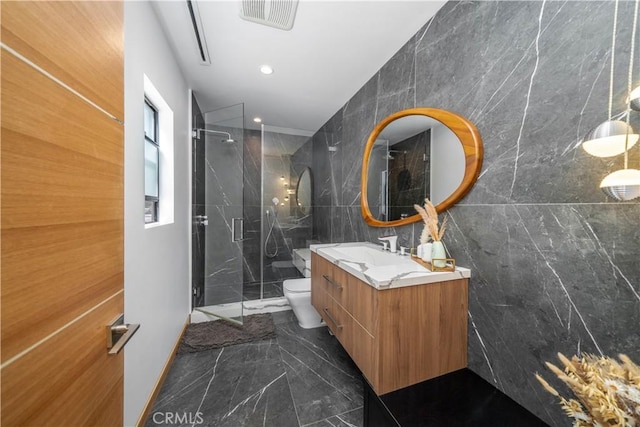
[311,1,640,425]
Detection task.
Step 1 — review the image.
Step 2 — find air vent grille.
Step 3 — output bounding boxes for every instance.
[239,0,299,31]
[187,0,211,65]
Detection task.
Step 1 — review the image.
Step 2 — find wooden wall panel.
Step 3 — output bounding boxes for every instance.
[1,295,124,426]
[1,1,124,120]
[1,52,124,361]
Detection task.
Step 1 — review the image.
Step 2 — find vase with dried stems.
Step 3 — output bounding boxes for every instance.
[535,353,640,426]
[414,198,447,267]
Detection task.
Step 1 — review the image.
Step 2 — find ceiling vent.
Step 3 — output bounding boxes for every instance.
[239,0,299,31]
[186,0,211,65]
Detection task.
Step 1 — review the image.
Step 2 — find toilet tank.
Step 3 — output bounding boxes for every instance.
[293,248,312,277]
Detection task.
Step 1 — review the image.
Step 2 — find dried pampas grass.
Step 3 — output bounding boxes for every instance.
[536,353,640,426]
[414,198,446,243]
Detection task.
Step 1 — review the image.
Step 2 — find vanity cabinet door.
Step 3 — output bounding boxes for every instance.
[375,279,468,394]
[310,253,328,317]
[344,274,377,335]
[322,296,350,342]
[316,254,346,302]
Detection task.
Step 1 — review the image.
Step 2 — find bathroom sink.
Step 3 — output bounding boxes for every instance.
[330,245,404,267]
[311,242,470,289]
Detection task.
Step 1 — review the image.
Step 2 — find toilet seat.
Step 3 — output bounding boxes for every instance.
[283,278,311,293]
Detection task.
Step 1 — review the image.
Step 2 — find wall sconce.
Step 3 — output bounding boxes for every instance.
[598,0,640,201]
[581,0,639,158]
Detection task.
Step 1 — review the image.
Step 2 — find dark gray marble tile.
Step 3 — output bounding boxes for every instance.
[443,204,640,425]
[375,34,416,121]
[276,322,363,426]
[146,339,294,427]
[341,106,375,209]
[271,309,297,325]
[243,130,262,208]
[313,110,343,209]
[203,205,243,305]
[147,316,366,427]
[307,2,640,426]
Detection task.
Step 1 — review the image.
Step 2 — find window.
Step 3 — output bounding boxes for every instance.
[143,74,174,227]
[144,99,159,223]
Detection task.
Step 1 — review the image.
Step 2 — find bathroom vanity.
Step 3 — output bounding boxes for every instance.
[310,242,470,395]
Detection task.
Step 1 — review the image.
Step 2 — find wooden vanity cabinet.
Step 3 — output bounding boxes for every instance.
[311,252,468,395]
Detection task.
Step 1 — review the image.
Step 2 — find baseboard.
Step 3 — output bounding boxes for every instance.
[135,316,189,427]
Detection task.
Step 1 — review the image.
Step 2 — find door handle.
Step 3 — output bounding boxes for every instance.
[106,314,140,355]
[194,215,208,226]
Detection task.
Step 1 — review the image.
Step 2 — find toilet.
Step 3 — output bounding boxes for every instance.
[284,249,324,329]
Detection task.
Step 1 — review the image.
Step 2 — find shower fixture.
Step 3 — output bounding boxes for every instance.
[265,197,280,258]
[192,128,237,144]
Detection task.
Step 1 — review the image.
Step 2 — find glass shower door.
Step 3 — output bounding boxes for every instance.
[195,103,244,324]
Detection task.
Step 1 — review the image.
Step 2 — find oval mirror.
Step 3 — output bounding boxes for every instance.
[361,108,483,227]
[296,167,313,215]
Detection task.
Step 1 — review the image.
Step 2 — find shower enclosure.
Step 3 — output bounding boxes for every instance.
[250,124,314,299]
[191,95,314,320]
[192,102,245,323]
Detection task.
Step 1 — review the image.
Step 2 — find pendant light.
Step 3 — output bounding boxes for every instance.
[600,0,640,201]
[581,0,639,158]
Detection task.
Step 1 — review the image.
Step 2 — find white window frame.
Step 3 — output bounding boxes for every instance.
[144,74,174,228]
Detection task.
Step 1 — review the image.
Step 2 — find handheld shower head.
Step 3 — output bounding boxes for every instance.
[270,197,280,216]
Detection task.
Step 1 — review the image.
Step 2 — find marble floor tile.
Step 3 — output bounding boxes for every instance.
[146,310,364,427]
[276,323,363,426]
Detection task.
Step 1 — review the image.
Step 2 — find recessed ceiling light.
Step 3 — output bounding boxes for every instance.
[253,117,262,123]
[260,65,273,75]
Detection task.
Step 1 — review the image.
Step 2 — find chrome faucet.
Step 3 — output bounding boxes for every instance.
[378,235,398,253]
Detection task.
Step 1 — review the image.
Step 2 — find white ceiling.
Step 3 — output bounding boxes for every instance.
[151,0,446,134]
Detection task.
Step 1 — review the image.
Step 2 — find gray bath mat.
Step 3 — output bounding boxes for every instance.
[178,313,276,353]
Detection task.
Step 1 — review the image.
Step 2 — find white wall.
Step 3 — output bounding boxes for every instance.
[123,2,191,425]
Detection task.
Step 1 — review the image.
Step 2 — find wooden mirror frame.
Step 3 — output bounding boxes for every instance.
[361,107,483,227]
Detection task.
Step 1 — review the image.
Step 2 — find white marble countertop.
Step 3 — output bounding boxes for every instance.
[310,242,470,289]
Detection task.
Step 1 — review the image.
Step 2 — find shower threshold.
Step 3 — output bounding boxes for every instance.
[191,297,290,324]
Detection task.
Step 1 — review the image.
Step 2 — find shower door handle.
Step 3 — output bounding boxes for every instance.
[231,217,244,242]
[194,215,208,226]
